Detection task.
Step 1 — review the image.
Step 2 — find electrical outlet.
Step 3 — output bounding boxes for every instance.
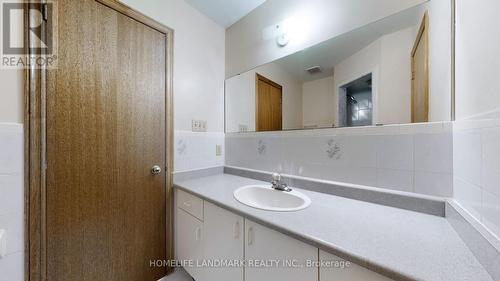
[216,145,222,156]
[238,124,248,132]
[191,120,207,132]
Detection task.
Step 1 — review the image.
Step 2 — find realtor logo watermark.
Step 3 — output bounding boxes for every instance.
[1,0,58,69]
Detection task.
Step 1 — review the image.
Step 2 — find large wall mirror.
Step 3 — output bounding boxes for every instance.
[225,1,453,133]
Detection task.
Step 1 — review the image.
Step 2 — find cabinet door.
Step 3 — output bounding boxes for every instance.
[319,251,393,281]
[245,220,318,281]
[203,202,244,281]
[176,208,204,280]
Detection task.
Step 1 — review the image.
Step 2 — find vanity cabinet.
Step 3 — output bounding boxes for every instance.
[176,208,204,280]
[203,202,244,281]
[245,220,318,281]
[175,189,393,281]
[319,251,393,281]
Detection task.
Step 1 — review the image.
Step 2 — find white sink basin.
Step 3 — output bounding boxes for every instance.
[233,185,311,212]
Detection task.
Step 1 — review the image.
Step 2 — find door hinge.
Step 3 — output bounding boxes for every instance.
[42,3,48,22]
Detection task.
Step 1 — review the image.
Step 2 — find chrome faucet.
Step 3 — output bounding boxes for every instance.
[271,173,292,192]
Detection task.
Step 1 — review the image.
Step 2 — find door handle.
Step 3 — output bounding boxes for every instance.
[234,221,241,239]
[195,226,202,241]
[151,165,162,175]
[247,227,254,246]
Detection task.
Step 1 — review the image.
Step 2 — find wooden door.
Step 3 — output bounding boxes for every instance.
[44,1,171,280]
[256,74,283,131]
[411,12,429,123]
[245,220,318,281]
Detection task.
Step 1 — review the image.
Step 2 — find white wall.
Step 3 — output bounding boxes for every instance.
[226,0,427,78]
[0,70,23,123]
[302,76,335,128]
[453,0,500,240]
[225,62,303,132]
[455,0,500,120]
[427,0,452,121]
[378,27,416,125]
[0,0,23,123]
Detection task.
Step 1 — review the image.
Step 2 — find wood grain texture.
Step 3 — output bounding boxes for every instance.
[411,11,429,123]
[26,0,174,280]
[96,0,172,34]
[24,1,48,280]
[256,74,283,132]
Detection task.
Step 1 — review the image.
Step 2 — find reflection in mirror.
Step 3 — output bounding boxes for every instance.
[225,1,452,133]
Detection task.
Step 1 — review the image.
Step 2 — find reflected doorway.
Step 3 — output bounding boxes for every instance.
[256,73,283,132]
[411,12,429,123]
[339,73,373,127]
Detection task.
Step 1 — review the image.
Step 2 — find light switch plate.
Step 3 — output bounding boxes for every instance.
[0,229,6,259]
[192,120,207,132]
[216,145,222,156]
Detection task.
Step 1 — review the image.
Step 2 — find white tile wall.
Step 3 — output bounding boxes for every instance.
[174,130,225,172]
[0,123,24,281]
[376,169,413,192]
[453,109,500,239]
[226,122,453,197]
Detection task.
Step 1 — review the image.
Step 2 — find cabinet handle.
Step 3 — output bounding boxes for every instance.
[195,226,202,241]
[247,227,254,246]
[234,221,241,239]
[183,201,192,208]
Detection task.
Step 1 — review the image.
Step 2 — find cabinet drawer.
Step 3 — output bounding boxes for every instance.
[177,189,204,220]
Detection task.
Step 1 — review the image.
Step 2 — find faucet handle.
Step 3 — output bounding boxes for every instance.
[272,173,281,181]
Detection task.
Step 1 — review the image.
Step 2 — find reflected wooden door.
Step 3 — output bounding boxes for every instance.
[45,0,170,280]
[411,12,429,123]
[256,74,283,131]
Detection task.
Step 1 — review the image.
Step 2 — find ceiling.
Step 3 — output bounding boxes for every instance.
[184,0,266,28]
[273,4,424,83]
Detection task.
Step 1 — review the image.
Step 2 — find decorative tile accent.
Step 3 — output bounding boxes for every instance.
[176,139,187,155]
[257,139,266,155]
[226,122,453,197]
[174,130,224,172]
[326,139,342,159]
